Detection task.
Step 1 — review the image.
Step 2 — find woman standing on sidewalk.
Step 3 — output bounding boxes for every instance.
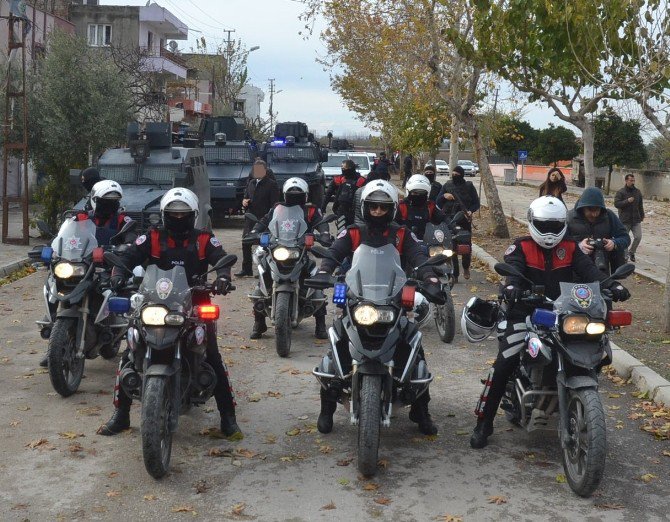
[538,167,567,202]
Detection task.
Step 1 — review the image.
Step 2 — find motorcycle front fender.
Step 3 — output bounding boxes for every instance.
[564,375,598,390]
[144,364,178,378]
[144,326,181,349]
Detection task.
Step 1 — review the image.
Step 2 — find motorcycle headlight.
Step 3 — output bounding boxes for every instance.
[586,322,606,335]
[54,262,86,279]
[562,316,605,336]
[429,246,453,257]
[273,247,300,261]
[354,304,379,325]
[141,306,168,325]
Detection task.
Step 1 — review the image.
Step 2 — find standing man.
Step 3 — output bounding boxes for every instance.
[322,158,366,230]
[370,151,392,181]
[237,159,279,277]
[437,165,480,281]
[402,153,414,187]
[422,164,442,203]
[614,174,644,262]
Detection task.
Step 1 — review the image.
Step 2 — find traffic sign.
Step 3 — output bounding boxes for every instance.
[518,150,528,161]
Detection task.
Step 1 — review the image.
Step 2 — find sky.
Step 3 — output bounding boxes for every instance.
[100,0,562,137]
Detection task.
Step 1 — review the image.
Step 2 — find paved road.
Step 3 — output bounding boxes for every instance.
[0,221,668,521]
[441,175,670,284]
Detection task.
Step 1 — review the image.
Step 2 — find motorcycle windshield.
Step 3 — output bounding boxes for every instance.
[139,265,192,310]
[345,244,407,304]
[554,282,607,318]
[51,218,98,261]
[423,222,452,246]
[267,204,308,246]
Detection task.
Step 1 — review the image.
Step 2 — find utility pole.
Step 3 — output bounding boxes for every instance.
[221,29,235,114]
[268,78,276,132]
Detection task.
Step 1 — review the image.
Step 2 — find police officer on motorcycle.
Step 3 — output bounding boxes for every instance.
[313,180,444,436]
[322,159,366,229]
[396,174,448,238]
[466,196,630,449]
[97,188,242,439]
[39,180,136,368]
[248,177,334,340]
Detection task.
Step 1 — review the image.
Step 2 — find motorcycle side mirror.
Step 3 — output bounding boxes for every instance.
[450,211,465,226]
[309,245,338,263]
[494,262,535,285]
[415,254,449,270]
[104,251,132,274]
[313,213,338,228]
[209,254,238,274]
[611,263,635,280]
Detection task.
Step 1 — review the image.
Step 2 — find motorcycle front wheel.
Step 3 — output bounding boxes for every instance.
[142,376,174,479]
[48,318,85,397]
[274,292,292,357]
[357,374,382,477]
[434,291,456,343]
[561,388,606,497]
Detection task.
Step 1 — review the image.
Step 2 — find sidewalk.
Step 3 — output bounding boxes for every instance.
[0,206,42,277]
[472,243,670,407]
[439,174,670,285]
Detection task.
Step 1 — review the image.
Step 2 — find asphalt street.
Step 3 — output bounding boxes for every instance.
[0,221,668,521]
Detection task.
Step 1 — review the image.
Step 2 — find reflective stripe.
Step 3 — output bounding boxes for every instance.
[502,343,525,358]
[506,332,527,345]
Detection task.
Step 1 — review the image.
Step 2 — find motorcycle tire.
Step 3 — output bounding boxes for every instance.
[275,292,292,358]
[434,291,456,343]
[357,374,382,477]
[48,318,85,397]
[561,388,606,497]
[142,376,174,479]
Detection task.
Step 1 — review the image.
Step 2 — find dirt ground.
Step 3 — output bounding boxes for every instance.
[472,207,670,381]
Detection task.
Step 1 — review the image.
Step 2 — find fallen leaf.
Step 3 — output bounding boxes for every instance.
[11,503,28,510]
[321,501,336,510]
[640,473,657,483]
[106,490,121,498]
[319,445,333,454]
[68,442,84,453]
[26,438,50,449]
[231,502,246,515]
[17,405,30,411]
[662,450,670,457]
[286,428,301,436]
[91,506,107,513]
[374,496,392,505]
[200,427,226,439]
[143,494,158,501]
[59,431,84,439]
[108,471,119,478]
[608,393,621,398]
[247,393,262,402]
[337,478,350,486]
[595,503,625,510]
[263,434,277,444]
[363,483,379,491]
[236,448,258,459]
[9,420,20,427]
[297,415,309,420]
[172,505,197,515]
[208,447,233,458]
[267,390,282,398]
[488,495,507,505]
[336,458,352,466]
[194,480,209,494]
[437,515,463,522]
[556,474,567,483]
[377,459,390,469]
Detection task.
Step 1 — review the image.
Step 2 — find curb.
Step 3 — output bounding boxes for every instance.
[0,258,30,279]
[471,240,670,407]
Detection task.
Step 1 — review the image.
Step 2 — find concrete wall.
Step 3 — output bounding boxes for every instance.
[607,169,670,200]
[69,5,140,49]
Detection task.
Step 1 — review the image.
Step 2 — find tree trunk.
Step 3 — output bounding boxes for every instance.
[605,165,613,195]
[449,115,459,171]
[468,117,509,238]
[664,251,670,333]
[582,120,596,188]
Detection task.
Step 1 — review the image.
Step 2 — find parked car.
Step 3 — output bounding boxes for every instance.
[346,153,372,177]
[323,151,372,179]
[323,152,348,181]
[457,159,478,176]
[425,159,449,174]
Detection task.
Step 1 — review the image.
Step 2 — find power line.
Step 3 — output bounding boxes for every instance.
[185,0,228,28]
[162,0,229,33]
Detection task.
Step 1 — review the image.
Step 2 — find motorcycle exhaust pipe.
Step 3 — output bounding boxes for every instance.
[197,369,215,389]
[120,367,141,391]
[40,326,52,340]
[253,300,266,313]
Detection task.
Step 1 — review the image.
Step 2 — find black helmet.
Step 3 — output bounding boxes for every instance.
[81,166,102,192]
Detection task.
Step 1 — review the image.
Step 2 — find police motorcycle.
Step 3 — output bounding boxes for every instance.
[29,215,135,397]
[243,206,336,357]
[417,212,468,343]
[105,254,237,479]
[463,262,634,497]
[306,244,448,476]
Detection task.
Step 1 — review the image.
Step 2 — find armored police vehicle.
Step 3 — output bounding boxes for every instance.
[260,122,328,207]
[71,122,212,231]
[199,116,257,221]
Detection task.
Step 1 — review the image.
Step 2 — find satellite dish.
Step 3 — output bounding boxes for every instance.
[168,40,178,53]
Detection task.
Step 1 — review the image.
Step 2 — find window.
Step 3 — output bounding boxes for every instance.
[233,100,245,113]
[88,24,112,47]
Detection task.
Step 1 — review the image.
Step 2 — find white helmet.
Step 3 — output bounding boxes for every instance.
[405,174,431,195]
[90,180,122,212]
[160,187,199,235]
[461,297,500,343]
[360,179,398,226]
[283,177,309,206]
[527,196,567,249]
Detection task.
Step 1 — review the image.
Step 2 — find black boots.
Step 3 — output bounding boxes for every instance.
[470,418,494,448]
[315,315,328,339]
[317,388,338,434]
[220,415,243,440]
[250,317,267,339]
[409,402,438,435]
[39,352,48,368]
[97,406,131,436]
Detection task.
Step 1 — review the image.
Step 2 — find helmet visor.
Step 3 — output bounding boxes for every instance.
[533,219,565,235]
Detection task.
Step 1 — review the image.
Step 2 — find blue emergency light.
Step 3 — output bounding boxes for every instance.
[260,233,271,247]
[531,309,557,329]
[41,246,53,262]
[108,297,131,314]
[333,283,347,306]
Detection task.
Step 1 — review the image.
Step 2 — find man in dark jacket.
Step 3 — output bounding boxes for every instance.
[567,187,630,276]
[614,174,644,262]
[422,165,442,203]
[402,153,414,187]
[80,166,103,211]
[369,151,392,181]
[437,165,480,281]
[237,160,280,277]
[322,159,366,230]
